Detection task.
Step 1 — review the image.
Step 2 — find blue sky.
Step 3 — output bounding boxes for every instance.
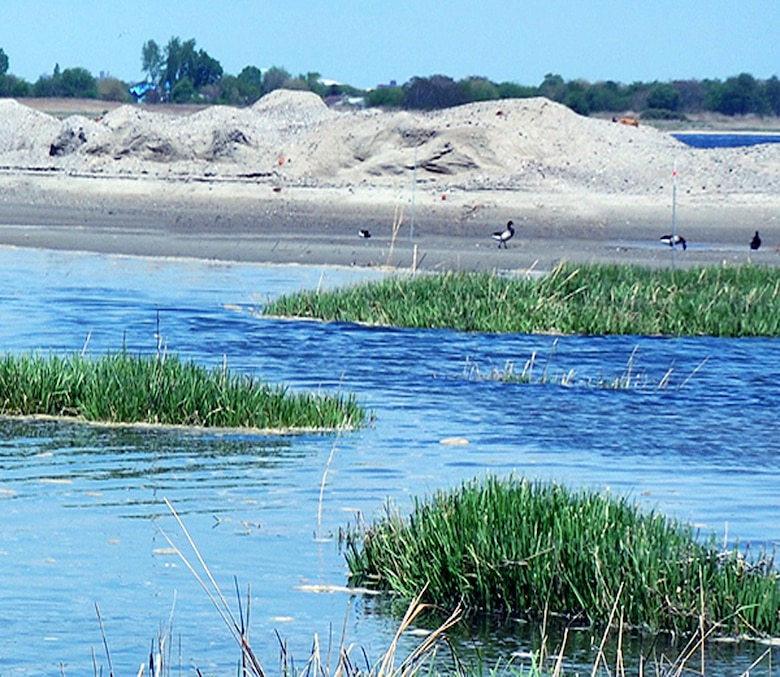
[1,0,778,88]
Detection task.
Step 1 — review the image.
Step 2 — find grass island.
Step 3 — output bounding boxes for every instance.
[0,350,366,431]
[264,263,780,337]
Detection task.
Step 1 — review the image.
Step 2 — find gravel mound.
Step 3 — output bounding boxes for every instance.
[2,91,779,199]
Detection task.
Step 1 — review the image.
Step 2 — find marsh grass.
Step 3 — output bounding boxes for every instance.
[461,343,707,390]
[0,350,366,430]
[263,263,780,337]
[87,501,778,677]
[344,476,780,639]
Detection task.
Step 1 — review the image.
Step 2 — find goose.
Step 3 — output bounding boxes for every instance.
[660,234,687,250]
[492,220,515,249]
[750,231,761,250]
[358,229,371,239]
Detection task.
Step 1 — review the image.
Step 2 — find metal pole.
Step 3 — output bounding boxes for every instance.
[671,163,678,239]
[410,144,417,241]
[671,163,678,269]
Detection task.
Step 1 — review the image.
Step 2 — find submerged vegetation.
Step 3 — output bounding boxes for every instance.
[264,263,780,337]
[0,351,366,430]
[345,476,780,638]
[460,342,705,389]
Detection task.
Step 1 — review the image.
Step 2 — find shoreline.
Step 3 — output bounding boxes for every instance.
[1,172,777,272]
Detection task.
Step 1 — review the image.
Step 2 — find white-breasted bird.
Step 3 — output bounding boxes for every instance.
[660,233,687,250]
[492,220,515,249]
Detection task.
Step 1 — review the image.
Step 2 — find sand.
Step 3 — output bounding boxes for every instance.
[1,91,779,272]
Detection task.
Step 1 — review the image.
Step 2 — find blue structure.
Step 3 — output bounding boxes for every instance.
[128,81,157,101]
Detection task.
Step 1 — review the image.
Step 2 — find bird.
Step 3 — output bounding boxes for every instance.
[358,229,371,239]
[660,234,687,250]
[491,220,515,249]
[750,230,761,250]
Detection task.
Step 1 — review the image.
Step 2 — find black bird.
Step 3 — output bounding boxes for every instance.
[358,229,371,239]
[660,234,687,250]
[492,220,515,249]
[750,230,761,250]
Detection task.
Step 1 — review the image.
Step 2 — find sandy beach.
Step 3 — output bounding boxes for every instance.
[1,92,779,272]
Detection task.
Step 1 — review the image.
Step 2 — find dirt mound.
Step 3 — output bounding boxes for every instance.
[2,93,780,199]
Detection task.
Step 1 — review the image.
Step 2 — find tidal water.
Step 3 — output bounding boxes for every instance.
[0,246,778,676]
[673,132,780,148]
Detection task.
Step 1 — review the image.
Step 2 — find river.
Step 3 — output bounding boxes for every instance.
[0,247,778,675]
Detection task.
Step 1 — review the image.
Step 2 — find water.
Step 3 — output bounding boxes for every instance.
[1,246,779,675]
[673,132,780,148]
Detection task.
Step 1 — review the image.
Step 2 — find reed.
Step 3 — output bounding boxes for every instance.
[461,343,705,390]
[0,350,366,430]
[264,263,780,337]
[344,476,780,638]
[158,498,464,677]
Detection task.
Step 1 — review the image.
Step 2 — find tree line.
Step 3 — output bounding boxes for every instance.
[0,38,778,118]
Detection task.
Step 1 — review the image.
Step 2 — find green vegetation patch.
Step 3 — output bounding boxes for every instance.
[345,476,780,637]
[264,263,780,337]
[0,351,366,430]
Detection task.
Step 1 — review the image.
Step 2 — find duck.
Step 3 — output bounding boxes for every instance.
[358,229,371,239]
[660,233,687,250]
[750,230,761,250]
[492,220,515,249]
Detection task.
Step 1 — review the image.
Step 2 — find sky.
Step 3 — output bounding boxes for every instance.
[1,0,778,89]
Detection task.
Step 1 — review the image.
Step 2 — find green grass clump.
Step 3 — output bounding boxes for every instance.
[0,351,366,430]
[264,263,780,337]
[345,476,780,637]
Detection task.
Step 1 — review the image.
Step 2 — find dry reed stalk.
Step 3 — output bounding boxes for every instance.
[317,427,344,540]
[376,586,462,677]
[387,204,404,268]
[158,498,267,677]
[94,602,115,677]
[590,582,624,677]
[550,627,568,677]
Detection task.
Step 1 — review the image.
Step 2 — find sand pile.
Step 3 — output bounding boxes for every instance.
[2,90,780,200]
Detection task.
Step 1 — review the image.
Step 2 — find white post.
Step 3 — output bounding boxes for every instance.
[410,144,417,241]
[671,163,678,268]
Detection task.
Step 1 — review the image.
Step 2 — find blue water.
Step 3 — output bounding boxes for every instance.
[0,247,778,675]
[673,132,780,148]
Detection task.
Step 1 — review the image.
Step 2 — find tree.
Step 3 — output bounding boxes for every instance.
[59,67,98,98]
[171,75,196,103]
[710,73,765,115]
[237,66,263,103]
[496,81,537,99]
[564,80,590,115]
[301,71,326,96]
[98,76,131,102]
[584,80,632,112]
[282,76,309,91]
[141,39,163,85]
[262,66,290,93]
[538,73,566,102]
[157,36,223,101]
[365,85,404,108]
[459,76,499,102]
[403,75,468,110]
[645,82,682,111]
[765,76,780,116]
[671,80,707,113]
[0,74,28,97]
[0,48,8,76]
